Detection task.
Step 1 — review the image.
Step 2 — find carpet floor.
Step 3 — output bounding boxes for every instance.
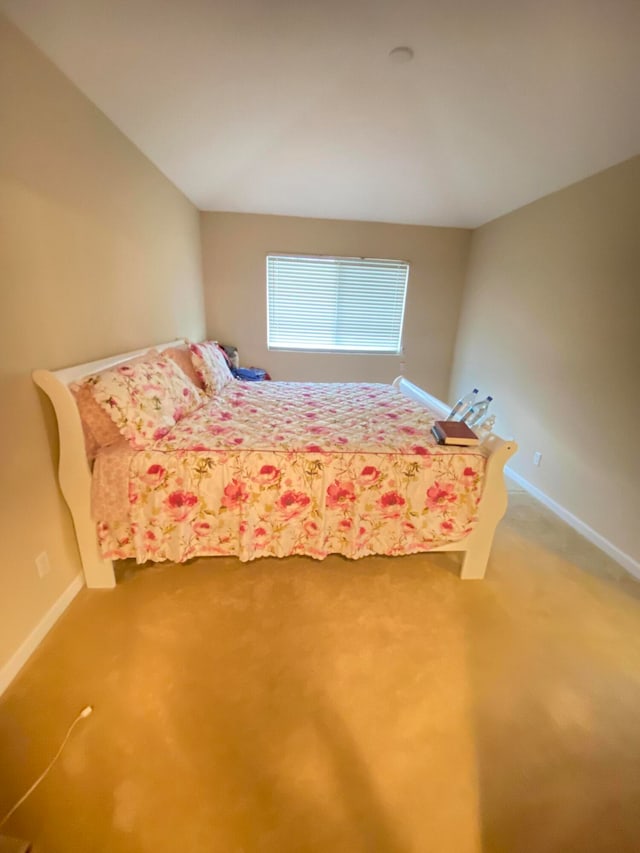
[1,492,639,852]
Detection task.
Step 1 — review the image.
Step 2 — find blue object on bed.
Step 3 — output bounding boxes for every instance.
[232,367,268,381]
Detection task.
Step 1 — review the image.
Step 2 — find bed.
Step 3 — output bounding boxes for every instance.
[33,340,517,589]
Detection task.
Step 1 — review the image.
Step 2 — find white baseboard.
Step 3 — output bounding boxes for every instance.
[506,467,640,580]
[0,573,84,697]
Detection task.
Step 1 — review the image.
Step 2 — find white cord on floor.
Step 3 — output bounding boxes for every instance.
[0,705,93,830]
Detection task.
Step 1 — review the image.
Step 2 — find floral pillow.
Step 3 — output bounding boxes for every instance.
[189,341,234,395]
[87,355,206,448]
[71,381,124,460]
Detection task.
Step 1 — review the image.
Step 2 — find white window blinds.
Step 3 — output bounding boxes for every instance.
[266,254,409,354]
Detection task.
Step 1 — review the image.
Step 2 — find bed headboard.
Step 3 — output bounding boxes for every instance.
[36,339,186,387]
[32,339,185,588]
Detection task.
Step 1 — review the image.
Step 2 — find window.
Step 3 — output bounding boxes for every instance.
[266,254,409,354]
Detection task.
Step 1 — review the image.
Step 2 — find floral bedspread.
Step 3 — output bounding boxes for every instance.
[93,382,487,563]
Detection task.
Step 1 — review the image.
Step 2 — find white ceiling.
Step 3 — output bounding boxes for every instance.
[3,0,640,227]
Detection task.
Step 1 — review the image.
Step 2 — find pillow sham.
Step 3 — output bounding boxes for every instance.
[71,381,123,460]
[189,341,234,395]
[164,345,206,391]
[87,354,206,448]
[71,350,160,461]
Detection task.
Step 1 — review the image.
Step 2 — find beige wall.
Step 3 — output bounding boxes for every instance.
[200,212,471,396]
[450,156,640,562]
[0,17,205,672]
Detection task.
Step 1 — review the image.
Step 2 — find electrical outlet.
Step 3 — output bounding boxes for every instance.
[35,551,51,578]
[533,451,542,467]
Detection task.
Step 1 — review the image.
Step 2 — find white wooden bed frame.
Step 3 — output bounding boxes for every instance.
[33,341,517,589]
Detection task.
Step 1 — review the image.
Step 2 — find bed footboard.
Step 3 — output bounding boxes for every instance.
[458,434,517,578]
[394,377,517,579]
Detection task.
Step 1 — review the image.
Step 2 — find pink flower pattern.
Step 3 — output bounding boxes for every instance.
[165,490,198,522]
[221,479,249,509]
[358,465,381,486]
[189,342,234,395]
[256,464,280,484]
[425,481,458,510]
[88,355,206,449]
[326,480,356,509]
[140,462,167,488]
[94,381,486,563]
[277,490,311,520]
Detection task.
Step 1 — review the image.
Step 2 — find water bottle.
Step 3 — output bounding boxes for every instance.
[475,414,496,440]
[463,396,493,427]
[447,388,478,420]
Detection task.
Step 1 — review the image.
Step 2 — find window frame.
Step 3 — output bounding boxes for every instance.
[265,252,410,356]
